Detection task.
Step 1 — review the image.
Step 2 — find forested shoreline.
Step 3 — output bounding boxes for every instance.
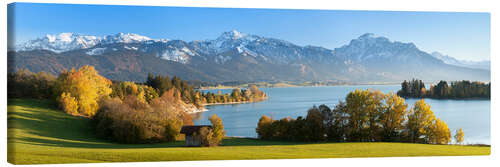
[397,79,490,99]
[257,89,464,145]
[7,66,236,146]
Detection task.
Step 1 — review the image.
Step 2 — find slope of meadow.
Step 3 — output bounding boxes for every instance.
[7,99,490,165]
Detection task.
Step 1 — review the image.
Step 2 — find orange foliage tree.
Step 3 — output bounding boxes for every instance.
[54,65,112,117]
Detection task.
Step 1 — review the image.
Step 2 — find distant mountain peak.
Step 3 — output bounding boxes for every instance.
[16,32,101,53]
[218,30,249,40]
[16,32,154,53]
[102,32,152,44]
[13,30,490,82]
[431,51,490,70]
[358,33,376,39]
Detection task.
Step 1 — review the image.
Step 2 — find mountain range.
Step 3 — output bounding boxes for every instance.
[430,51,490,71]
[9,30,490,83]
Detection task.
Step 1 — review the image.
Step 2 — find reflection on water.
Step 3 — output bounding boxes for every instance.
[194,85,490,144]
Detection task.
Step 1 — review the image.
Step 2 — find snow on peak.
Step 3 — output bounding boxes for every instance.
[219,30,248,40]
[17,32,157,53]
[358,33,376,39]
[157,46,195,64]
[86,47,107,55]
[16,33,101,53]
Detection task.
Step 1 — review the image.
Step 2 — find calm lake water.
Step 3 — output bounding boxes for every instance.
[194,85,490,144]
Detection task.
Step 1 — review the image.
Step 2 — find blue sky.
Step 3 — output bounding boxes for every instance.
[8,3,490,61]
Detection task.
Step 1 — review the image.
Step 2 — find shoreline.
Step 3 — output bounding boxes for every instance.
[197,83,402,90]
[187,96,269,113]
[203,96,268,106]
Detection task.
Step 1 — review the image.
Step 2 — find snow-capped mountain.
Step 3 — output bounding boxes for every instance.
[16,32,154,53]
[431,52,490,71]
[16,33,101,53]
[101,33,152,44]
[10,30,490,83]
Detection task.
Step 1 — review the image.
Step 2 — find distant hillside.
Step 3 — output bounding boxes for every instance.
[9,31,490,83]
[430,52,490,71]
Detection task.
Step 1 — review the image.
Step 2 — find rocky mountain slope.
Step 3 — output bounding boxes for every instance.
[9,30,490,83]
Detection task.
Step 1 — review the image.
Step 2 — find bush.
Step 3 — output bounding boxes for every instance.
[195,127,214,147]
[58,92,79,115]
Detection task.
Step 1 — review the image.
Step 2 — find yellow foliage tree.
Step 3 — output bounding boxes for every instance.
[454,128,465,144]
[381,93,408,141]
[209,114,225,146]
[55,65,112,117]
[406,99,436,143]
[429,118,451,144]
[345,89,384,141]
[58,92,79,115]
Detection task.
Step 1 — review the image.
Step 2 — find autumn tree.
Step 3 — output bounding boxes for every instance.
[54,65,112,117]
[345,89,383,142]
[256,115,274,139]
[380,93,408,141]
[231,88,242,102]
[406,99,436,143]
[208,114,225,146]
[93,93,187,144]
[429,118,451,144]
[58,92,79,115]
[454,128,465,144]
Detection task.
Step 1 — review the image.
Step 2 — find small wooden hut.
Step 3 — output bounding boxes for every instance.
[180,125,212,146]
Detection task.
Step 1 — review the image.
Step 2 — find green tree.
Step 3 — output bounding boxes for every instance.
[256,115,274,139]
[305,106,326,141]
[327,101,348,142]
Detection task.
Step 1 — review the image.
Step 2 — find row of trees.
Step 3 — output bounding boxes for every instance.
[203,85,267,104]
[397,79,490,99]
[146,73,267,106]
[7,69,56,99]
[257,89,461,144]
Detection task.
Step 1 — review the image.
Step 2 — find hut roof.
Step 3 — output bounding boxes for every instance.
[180,125,212,135]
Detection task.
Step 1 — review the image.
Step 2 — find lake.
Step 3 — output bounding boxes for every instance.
[194,85,490,144]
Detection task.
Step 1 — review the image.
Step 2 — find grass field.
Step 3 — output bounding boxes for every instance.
[7,98,490,165]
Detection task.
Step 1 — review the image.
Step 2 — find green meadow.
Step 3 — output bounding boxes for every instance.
[7,98,490,165]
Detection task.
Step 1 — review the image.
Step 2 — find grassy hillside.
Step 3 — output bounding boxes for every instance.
[7,99,490,165]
